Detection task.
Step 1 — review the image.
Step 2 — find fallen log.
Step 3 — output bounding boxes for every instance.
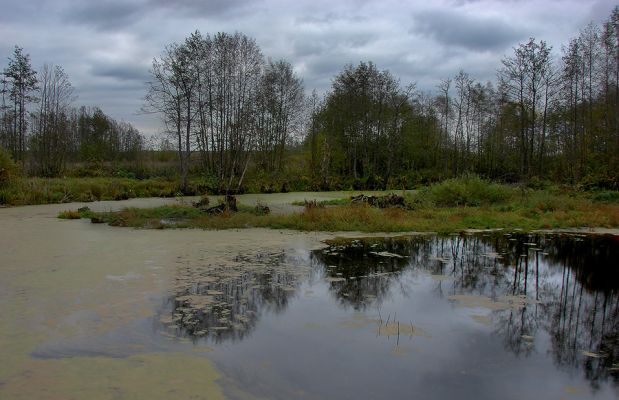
[350,193,407,209]
[204,195,238,215]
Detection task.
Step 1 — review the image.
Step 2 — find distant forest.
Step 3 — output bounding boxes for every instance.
[1,6,617,191]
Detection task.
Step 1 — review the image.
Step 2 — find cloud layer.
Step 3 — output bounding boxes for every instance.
[0,0,615,135]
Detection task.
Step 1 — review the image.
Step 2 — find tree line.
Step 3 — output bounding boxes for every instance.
[308,7,618,189]
[0,46,144,176]
[149,8,617,192]
[1,7,617,190]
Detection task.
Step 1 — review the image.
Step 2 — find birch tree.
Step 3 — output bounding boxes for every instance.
[256,59,305,171]
[145,42,197,192]
[30,64,74,176]
[499,38,554,178]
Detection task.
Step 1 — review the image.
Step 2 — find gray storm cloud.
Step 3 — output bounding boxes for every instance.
[0,0,616,135]
[411,8,524,51]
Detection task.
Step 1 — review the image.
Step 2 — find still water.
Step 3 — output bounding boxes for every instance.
[0,198,618,399]
[160,232,619,399]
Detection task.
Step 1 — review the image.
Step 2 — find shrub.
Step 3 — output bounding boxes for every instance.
[386,175,408,190]
[579,173,619,191]
[72,160,107,177]
[422,174,513,207]
[365,175,385,190]
[525,176,551,190]
[591,191,619,203]
[0,147,20,185]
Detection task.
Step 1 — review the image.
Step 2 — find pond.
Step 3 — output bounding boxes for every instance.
[157,232,619,399]
[0,198,618,399]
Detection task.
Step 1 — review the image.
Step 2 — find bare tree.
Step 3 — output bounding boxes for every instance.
[30,64,74,176]
[256,59,305,171]
[499,38,554,178]
[436,78,452,173]
[189,32,264,192]
[453,70,474,173]
[145,42,198,192]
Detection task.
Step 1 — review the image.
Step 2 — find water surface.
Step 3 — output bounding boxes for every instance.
[1,197,618,399]
[168,232,619,399]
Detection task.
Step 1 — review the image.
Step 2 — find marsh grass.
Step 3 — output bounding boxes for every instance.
[67,197,619,233]
[99,205,203,227]
[57,210,82,219]
[1,177,184,205]
[1,175,264,206]
[55,177,619,233]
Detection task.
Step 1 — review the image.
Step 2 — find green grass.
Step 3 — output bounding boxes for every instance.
[62,190,619,234]
[55,176,619,233]
[32,175,619,233]
[590,190,619,203]
[0,177,187,206]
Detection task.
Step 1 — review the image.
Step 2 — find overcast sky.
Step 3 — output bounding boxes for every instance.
[0,0,616,136]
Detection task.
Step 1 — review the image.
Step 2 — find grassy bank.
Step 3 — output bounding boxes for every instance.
[59,177,619,233]
[4,169,619,208]
[0,177,212,206]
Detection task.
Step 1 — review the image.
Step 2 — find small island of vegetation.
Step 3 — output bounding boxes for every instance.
[58,175,619,233]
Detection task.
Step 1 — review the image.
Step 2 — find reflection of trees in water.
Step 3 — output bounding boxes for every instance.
[160,251,308,343]
[314,233,619,387]
[442,234,510,295]
[315,235,515,308]
[540,234,619,388]
[489,233,619,387]
[159,232,618,386]
[445,233,619,387]
[312,237,414,309]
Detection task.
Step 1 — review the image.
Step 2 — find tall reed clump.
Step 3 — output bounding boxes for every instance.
[417,174,514,207]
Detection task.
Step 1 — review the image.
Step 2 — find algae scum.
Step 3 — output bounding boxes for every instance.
[2,203,619,399]
[159,233,618,398]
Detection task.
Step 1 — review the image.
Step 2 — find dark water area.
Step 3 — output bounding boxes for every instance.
[153,232,619,399]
